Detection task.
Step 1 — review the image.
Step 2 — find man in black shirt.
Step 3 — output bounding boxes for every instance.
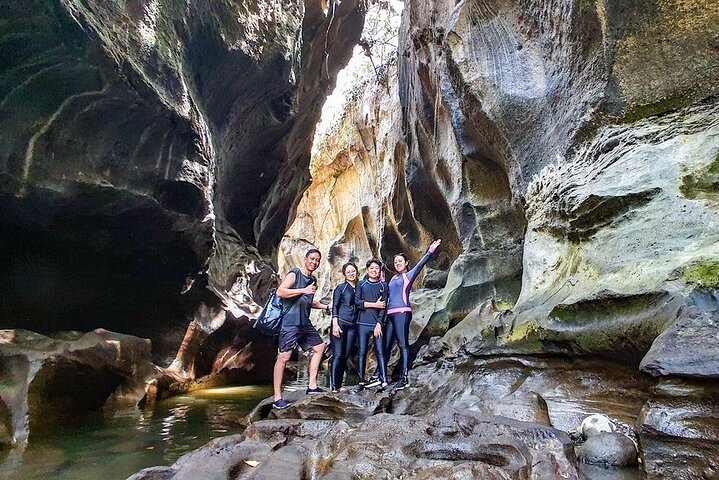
[272,248,330,409]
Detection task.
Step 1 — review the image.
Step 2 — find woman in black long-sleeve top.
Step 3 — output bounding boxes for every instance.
[353,258,389,392]
[329,262,359,392]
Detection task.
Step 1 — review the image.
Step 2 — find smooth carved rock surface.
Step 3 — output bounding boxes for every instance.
[280,0,719,364]
[390,355,653,434]
[0,0,364,358]
[637,379,719,480]
[640,291,719,378]
[130,407,583,480]
[242,389,390,427]
[0,328,155,446]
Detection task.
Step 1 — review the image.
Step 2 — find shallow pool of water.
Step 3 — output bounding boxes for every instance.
[1,363,329,480]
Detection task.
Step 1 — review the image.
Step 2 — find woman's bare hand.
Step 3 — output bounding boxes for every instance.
[373,323,383,338]
[332,318,342,338]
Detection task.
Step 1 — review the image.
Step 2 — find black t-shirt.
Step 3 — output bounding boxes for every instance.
[354,279,387,326]
[282,268,316,327]
[332,282,357,324]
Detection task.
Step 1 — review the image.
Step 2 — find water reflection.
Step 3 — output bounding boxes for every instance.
[1,383,273,480]
[0,360,332,480]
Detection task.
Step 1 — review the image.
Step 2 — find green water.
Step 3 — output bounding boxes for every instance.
[1,364,329,480]
[1,385,271,480]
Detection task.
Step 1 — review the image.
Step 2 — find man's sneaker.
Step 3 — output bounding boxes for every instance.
[306,387,325,394]
[351,383,365,394]
[365,376,382,388]
[272,399,291,410]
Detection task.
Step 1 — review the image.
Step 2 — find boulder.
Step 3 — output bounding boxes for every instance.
[0,329,156,445]
[578,414,616,438]
[575,432,637,467]
[640,291,719,378]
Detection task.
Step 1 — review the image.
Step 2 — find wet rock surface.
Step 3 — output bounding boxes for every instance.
[242,388,390,426]
[132,405,584,480]
[0,328,156,446]
[2,1,719,478]
[391,355,653,433]
[638,379,719,480]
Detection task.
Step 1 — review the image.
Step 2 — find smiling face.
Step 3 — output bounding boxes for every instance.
[394,254,408,273]
[367,262,381,281]
[343,265,358,282]
[304,252,321,273]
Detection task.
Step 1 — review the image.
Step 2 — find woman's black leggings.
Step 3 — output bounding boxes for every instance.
[386,312,412,379]
[329,321,356,390]
[357,323,387,384]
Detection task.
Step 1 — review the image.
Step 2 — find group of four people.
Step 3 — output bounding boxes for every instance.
[271,239,441,410]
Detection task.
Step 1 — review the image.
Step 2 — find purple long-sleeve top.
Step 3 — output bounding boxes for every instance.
[387,249,434,314]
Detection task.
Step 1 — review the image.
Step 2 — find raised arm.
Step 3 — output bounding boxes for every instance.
[406,239,441,284]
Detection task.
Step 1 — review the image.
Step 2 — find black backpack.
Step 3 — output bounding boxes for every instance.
[252,269,306,336]
[252,291,287,336]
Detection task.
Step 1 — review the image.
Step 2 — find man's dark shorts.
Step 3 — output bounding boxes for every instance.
[279,325,324,353]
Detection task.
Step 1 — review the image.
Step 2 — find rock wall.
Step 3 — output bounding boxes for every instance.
[276,1,719,477]
[282,0,719,349]
[0,0,365,359]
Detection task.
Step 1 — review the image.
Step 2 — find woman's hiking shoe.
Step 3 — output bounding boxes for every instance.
[272,399,291,410]
[365,375,382,388]
[377,382,392,393]
[351,383,365,394]
[393,378,408,391]
[306,387,325,394]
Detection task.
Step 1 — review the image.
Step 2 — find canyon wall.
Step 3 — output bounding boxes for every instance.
[282,0,719,359]
[276,2,719,476]
[0,0,365,358]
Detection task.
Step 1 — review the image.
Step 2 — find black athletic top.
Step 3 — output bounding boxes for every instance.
[332,282,357,325]
[282,268,316,327]
[354,279,388,326]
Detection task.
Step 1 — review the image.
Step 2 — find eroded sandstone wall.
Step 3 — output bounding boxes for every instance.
[277,3,719,476]
[0,0,364,359]
[282,0,719,354]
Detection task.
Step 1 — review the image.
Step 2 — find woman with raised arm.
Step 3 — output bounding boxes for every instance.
[352,258,389,393]
[385,239,441,390]
[329,262,359,392]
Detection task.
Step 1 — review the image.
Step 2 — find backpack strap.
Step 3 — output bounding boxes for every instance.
[281,269,304,313]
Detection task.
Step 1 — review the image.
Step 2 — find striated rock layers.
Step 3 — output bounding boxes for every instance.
[2,0,719,476]
[0,1,365,361]
[276,0,719,477]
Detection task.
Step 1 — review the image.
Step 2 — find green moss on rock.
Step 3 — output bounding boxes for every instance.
[682,259,719,288]
[501,321,545,351]
[679,151,719,199]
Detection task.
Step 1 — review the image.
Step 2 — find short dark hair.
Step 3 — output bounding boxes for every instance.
[342,262,358,275]
[366,258,382,269]
[305,248,321,258]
